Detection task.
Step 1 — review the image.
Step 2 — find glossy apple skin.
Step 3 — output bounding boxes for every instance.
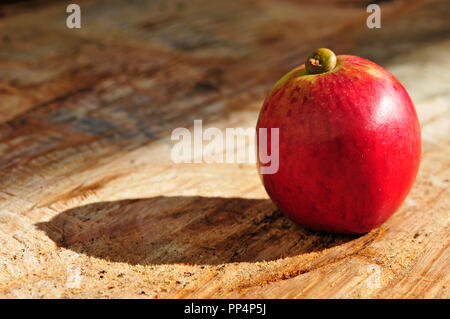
[257,55,421,234]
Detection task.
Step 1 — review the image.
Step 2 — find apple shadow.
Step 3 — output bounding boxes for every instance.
[36,196,360,265]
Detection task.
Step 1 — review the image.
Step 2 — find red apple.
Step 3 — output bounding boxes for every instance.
[256,48,421,234]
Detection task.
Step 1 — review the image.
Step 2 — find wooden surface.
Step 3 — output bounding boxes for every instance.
[0,0,449,298]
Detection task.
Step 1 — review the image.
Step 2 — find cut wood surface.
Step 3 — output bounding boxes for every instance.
[0,0,449,298]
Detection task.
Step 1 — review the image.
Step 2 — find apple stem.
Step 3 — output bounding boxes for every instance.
[305,48,337,74]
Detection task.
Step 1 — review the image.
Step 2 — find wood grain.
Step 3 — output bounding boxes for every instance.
[0,0,448,298]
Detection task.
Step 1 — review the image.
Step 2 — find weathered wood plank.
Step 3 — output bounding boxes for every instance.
[0,0,448,298]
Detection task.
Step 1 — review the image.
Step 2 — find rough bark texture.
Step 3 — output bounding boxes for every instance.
[0,0,448,298]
